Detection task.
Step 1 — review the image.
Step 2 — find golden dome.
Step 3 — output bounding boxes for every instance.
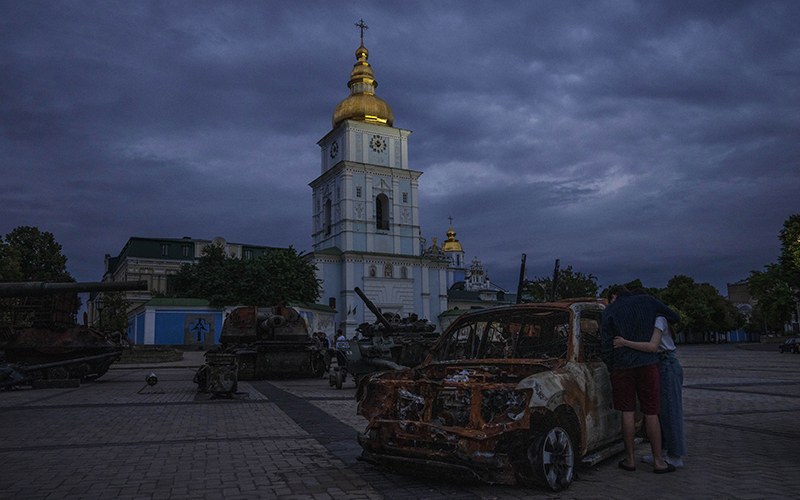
[441,223,463,252]
[332,41,394,128]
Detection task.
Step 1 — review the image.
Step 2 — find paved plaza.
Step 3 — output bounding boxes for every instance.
[0,344,798,500]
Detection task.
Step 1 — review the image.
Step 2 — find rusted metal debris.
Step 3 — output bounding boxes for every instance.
[357,299,625,492]
[194,305,325,395]
[330,288,438,389]
[0,280,147,388]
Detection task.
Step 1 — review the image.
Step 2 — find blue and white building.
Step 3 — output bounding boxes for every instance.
[307,37,450,334]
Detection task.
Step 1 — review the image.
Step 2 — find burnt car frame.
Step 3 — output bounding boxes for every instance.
[357,299,624,491]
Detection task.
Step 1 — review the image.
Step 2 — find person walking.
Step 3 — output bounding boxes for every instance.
[614,314,686,467]
[601,285,680,474]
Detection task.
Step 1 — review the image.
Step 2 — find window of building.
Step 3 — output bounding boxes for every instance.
[400,266,407,279]
[244,249,252,260]
[325,199,332,235]
[402,191,408,203]
[329,297,336,309]
[161,244,169,256]
[384,264,393,278]
[182,245,191,258]
[356,185,362,198]
[376,193,389,230]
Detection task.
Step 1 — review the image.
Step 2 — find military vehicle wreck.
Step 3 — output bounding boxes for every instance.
[195,305,325,394]
[357,299,625,492]
[0,280,147,388]
[330,287,438,389]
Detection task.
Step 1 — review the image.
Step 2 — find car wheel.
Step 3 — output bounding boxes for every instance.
[527,426,574,492]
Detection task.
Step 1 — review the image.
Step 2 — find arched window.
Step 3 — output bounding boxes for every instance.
[325,199,332,235]
[376,193,389,230]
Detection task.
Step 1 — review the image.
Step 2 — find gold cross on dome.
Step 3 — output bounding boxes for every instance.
[356,19,369,41]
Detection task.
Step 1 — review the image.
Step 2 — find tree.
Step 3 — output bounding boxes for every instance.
[521,265,598,302]
[0,226,74,282]
[778,214,800,289]
[599,279,661,300]
[747,264,796,334]
[171,245,320,308]
[97,291,131,334]
[659,275,739,340]
[0,226,77,325]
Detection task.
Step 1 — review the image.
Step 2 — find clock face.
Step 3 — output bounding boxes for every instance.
[369,135,386,153]
[330,140,339,158]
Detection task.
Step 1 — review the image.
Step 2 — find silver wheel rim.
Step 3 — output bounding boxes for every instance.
[538,427,574,490]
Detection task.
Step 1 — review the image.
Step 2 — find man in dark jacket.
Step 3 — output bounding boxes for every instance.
[601,285,680,473]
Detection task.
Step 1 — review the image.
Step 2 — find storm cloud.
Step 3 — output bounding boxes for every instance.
[2,1,798,294]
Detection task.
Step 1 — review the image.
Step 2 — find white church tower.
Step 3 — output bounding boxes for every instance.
[308,23,449,334]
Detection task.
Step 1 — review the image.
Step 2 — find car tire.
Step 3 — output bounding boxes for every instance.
[527,426,574,492]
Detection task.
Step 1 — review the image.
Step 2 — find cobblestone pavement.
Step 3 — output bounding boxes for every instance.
[0,345,797,499]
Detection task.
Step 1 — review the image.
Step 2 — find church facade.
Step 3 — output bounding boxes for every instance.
[307,35,449,334]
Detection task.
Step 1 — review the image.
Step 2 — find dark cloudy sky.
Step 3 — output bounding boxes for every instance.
[2,1,798,295]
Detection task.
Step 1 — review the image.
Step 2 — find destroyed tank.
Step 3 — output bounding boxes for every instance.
[331,287,439,388]
[198,304,326,385]
[0,280,147,387]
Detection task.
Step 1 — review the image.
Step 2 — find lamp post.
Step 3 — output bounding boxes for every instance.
[95,295,104,330]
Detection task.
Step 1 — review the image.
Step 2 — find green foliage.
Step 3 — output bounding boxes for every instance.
[171,245,320,308]
[521,265,598,302]
[778,214,800,290]
[0,226,73,282]
[747,264,796,333]
[659,275,738,335]
[97,292,131,333]
[599,279,661,301]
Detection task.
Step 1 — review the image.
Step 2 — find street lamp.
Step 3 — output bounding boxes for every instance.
[95,295,104,330]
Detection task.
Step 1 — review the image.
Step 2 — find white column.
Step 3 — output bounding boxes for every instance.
[421,264,431,321]
[365,173,374,253]
[144,308,156,345]
[392,176,402,253]
[410,175,421,255]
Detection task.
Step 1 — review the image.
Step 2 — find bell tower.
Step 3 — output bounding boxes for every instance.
[308,22,448,334]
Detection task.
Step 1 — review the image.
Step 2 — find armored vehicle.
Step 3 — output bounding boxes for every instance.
[330,287,438,389]
[196,304,326,389]
[0,280,147,387]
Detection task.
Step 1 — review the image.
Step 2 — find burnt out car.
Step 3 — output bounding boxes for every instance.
[357,299,623,492]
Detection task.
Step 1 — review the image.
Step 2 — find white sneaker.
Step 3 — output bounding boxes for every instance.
[665,455,684,467]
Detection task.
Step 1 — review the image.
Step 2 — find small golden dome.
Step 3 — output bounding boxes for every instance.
[441,223,463,253]
[332,41,394,128]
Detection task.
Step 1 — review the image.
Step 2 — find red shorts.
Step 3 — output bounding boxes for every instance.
[610,364,660,415]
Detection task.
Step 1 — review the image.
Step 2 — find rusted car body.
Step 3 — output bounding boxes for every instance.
[357,299,621,491]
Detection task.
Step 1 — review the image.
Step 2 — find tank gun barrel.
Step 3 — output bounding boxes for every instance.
[0,280,148,298]
[354,287,395,333]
